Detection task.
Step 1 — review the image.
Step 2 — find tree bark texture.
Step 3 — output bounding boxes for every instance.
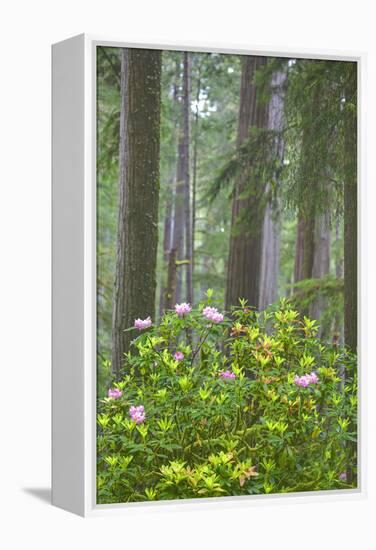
[343,65,357,354]
[225,56,268,311]
[111,48,162,376]
[259,70,286,310]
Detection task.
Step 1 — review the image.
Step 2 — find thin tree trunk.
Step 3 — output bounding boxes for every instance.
[182,52,192,304]
[159,62,181,317]
[111,48,161,377]
[159,174,175,318]
[173,58,185,304]
[191,60,201,307]
[225,56,268,311]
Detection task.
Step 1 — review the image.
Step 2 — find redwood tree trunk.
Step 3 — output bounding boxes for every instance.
[295,84,321,286]
[343,65,357,354]
[225,56,268,311]
[111,48,162,376]
[259,70,286,310]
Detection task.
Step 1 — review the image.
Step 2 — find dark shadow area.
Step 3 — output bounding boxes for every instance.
[23,487,51,504]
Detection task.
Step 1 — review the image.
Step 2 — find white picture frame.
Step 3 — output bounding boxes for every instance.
[52,33,367,517]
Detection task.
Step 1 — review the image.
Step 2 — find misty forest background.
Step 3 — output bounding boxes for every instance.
[97,47,357,393]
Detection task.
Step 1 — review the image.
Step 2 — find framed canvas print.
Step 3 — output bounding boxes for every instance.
[52,34,366,516]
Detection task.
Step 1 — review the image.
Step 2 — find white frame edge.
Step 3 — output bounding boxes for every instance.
[51,33,367,517]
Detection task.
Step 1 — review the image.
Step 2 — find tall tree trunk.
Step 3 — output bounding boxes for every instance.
[343,65,357,354]
[173,58,186,304]
[259,70,286,310]
[159,175,174,318]
[111,48,161,377]
[295,82,322,286]
[159,63,180,317]
[343,64,357,486]
[182,52,193,304]
[191,59,201,307]
[225,56,268,311]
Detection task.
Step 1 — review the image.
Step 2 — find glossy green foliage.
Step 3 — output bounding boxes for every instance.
[97,295,357,503]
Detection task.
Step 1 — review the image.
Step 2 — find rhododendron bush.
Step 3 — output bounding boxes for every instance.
[97,292,357,504]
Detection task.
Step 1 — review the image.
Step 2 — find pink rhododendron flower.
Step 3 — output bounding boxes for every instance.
[174,302,192,316]
[134,316,152,330]
[219,370,236,379]
[203,306,224,323]
[203,306,217,318]
[294,375,310,387]
[308,372,319,384]
[174,351,184,361]
[108,387,122,399]
[294,372,319,387]
[129,405,146,424]
[211,312,224,323]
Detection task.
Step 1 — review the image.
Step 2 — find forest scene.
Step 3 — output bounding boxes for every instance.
[96,46,358,504]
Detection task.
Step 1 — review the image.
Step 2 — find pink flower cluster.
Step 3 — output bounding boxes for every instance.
[219,370,236,380]
[174,351,184,361]
[134,316,152,330]
[175,302,192,316]
[203,306,224,324]
[294,372,319,387]
[108,387,122,399]
[129,405,146,424]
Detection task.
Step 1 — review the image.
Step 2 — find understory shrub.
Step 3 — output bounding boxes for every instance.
[97,292,357,504]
